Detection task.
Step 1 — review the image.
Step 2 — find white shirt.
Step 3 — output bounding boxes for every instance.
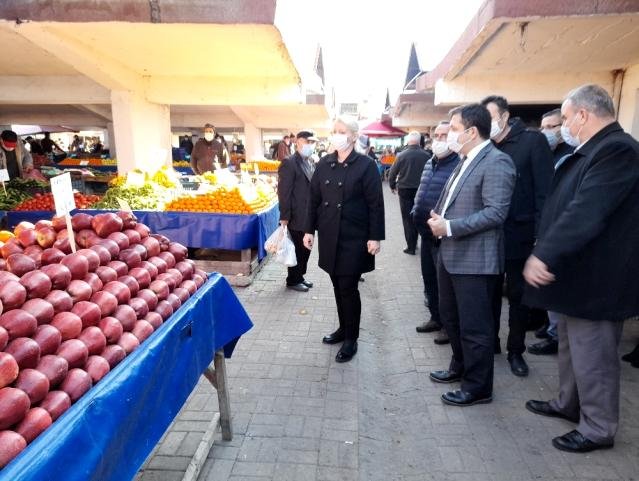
[442,139,491,237]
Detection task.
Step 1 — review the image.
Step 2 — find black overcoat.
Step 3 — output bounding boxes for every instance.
[277,152,312,232]
[524,122,639,321]
[305,150,385,276]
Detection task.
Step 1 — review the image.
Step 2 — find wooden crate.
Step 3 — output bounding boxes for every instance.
[192,248,265,287]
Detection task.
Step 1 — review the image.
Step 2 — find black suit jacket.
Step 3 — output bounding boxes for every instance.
[524,122,639,321]
[277,152,313,232]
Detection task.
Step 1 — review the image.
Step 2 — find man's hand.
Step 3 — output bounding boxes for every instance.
[523,255,555,287]
[303,233,314,250]
[23,165,33,173]
[367,240,381,255]
[427,210,447,237]
[279,220,288,226]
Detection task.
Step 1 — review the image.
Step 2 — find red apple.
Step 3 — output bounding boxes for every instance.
[157,251,176,268]
[107,260,128,277]
[122,229,141,246]
[107,232,129,250]
[128,297,149,319]
[0,271,19,283]
[44,290,73,315]
[83,272,103,294]
[16,407,52,443]
[71,301,101,328]
[77,326,107,356]
[117,275,139,297]
[40,247,65,266]
[117,332,139,354]
[40,264,72,290]
[6,253,36,277]
[92,213,123,238]
[33,325,62,356]
[118,249,141,269]
[60,368,92,402]
[23,245,43,267]
[89,244,112,265]
[0,328,7,351]
[133,223,150,239]
[137,288,158,311]
[0,353,19,389]
[130,244,148,261]
[90,291,118,317]
[174,261,194,281]
[39,390,71,421]
[66,280,92,303]
[85,355,110,383]
[14,368,49,404]
[0,239,23,259]
[61,253,89,280]
[22,298,54,325]
[98,239,120,258]
[14,222,35,238]
[144,312,163,329]
[51,216,67,232]
[103,281,131,305]
[0,388,30,430]
[36,227,56,249]
[95,266,118,284]
[131,320,154,343]
[155,300,174,321]
[0,309,37,340]
[172,287,190,304]
[0,430,26,468]
[75,229,99,249]
[76,249,100,272]
[36,355,68,387]
[147,256,167,275]
[0,280,27,310]
[98,317,123,343]
[149,279,169,301]
[116,211,137,229]
[56,339,89,369]
[113,304,137,331]
[5,337,40,369]
[100,345,126,368]
[128,267,151,289]
[70,212,93,231]
[139,260,159,279]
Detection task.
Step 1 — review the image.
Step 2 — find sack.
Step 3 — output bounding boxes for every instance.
[264,225,297,267]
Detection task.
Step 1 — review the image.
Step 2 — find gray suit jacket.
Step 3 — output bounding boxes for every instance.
[434,143,515,275]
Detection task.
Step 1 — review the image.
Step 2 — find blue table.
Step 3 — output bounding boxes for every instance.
[0,274,253,481]
[7,203,279,260]
[57,165,194,175]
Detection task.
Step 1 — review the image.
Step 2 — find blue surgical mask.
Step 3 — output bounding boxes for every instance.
[300,143,315,158]
[561,116,582,147]
[542,129,560,150]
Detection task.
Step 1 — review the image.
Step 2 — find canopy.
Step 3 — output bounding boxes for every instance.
[11,125,78,136]
[360,121,407,138]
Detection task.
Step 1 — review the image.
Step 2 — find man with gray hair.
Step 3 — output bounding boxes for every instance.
[524,84,639,453]
[388,131,430,255]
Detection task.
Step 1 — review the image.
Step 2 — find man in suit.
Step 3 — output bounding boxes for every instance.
[278,131,318,292]
[428,104,516,407]
[523,84,639,453]
[481,95,554,377]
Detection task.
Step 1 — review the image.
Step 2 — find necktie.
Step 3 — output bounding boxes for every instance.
[435,160,464,213]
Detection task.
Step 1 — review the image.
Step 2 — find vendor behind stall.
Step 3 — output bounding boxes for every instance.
[0,130,33,179]
[190,123,229,174]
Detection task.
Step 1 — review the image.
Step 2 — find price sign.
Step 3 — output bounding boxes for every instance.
[50,172,76,216]
[116,197,133,212]
[0,169,9,182]
[79,160,90,166]
[240,170,251,184]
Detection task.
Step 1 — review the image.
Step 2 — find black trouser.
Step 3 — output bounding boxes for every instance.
[286,229,311,286]
[330,274,361,341]
[417,225,440,325]
[493,258,529,356]
[398,188,419,251]
[438,256,497,397]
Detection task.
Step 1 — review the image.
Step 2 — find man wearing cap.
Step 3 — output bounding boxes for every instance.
[190,123,229,174]
[278,131,317,292]
[0,130,33,180]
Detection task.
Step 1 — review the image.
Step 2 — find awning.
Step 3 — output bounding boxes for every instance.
[360,121,407,138]
[11,125,78,136]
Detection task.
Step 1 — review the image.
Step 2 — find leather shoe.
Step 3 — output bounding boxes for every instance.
[508,353,529,377]
[528,338,558,355]
[552,430,613,453]
[433,330,450,345]
[441,390,492,407]
[416,320,441,333]
[535,325,550,339]
[286,283,309,292]
[302,280,313,288]
[403,248,416,255]
[429,370,461,384]
[322,329,345,344]
[335,340,357,363]
[525,400,579,423]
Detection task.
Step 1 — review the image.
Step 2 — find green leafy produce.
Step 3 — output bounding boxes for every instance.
[0,188,32,210]
[93,184,171,210]
[6,178,49,190]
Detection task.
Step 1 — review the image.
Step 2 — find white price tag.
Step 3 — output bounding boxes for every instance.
[253,164,260,176]
[0,169,9,182]
[79,160,90,166]
[240,170,251,184]
[116,197,133,212]
[50,172,76,216]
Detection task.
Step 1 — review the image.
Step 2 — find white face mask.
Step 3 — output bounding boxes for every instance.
[330,133,351,152]
[490,114,506,139]
[300,143,315,158]
[446,129,471,154]
[561,115,583,147]
[542,129,560,150]
[431,140,450,158]
[204,132,214,142]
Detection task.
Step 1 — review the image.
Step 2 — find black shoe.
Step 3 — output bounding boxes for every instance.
[335,340,357,363]
[441,390,492,407]
[552,430,613,453]
[287,283,309,292]
[528,339,558,355]
[525,400,579,423]
[302,280,313,288]
[621,344,639,363]
[433,330,450,345]
[535,325,550,339]
[429,370,461,384]
[403,248,416,255]
[416,320,441,333]
[508,353,529,377]
[322,329,345,345]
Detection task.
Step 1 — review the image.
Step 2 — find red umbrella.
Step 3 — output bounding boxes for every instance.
[360,121,407,138]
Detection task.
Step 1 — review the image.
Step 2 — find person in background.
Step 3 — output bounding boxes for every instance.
[277,130,318,293]
[428,104,515,407]
[388,131,429,255]
[190,123,229,174]
[25,136,44,155]
[412,121,460,345]
[527,108,576,356]
[91,139,103,155]
[179,135,194,156]
[40,131,63,155]
[481,95,554,377]
[0,130,34,179]
[304,117,385,363]
[70,135,83,153]
[524,84,639,453]
[367,145,377,161]
[275,135,291,161]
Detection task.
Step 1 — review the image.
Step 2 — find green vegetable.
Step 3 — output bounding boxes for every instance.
[93,184,171,210]
[0,188,32,210]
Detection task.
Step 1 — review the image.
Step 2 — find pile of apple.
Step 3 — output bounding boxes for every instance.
[0,212,207,468]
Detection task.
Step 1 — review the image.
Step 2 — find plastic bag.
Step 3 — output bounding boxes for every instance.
[264,225,297,267]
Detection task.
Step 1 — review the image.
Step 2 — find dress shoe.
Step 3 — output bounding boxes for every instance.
[508,353,529,377]
[403,248,416,255]
[335,340,357,363]
[416,320,441,333]
[621,344,639,363]
[525,400,579,423]
[286,283,309,292]
[535,325,550,339]
[433,330,450,345]
[441,390,492,407]
[429,370,461,383]
[322,329,345,345]
[552,430,613,453]
[528,338,558,355]
[302,280,313,288]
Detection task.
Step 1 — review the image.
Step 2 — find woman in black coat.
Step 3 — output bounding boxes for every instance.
[304,118,385,362]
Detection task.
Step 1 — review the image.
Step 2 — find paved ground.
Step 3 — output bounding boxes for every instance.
[138,184,639,481]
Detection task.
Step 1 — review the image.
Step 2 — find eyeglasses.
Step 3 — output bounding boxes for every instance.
[540,124,561,130]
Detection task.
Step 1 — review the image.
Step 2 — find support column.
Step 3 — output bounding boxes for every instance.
[243,122,263,160]
[105,123,116,158]
[110,91,172,174]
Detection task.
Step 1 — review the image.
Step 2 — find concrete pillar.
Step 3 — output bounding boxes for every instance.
[110,91,172,174]
[243,122,263,160]
[105,122,116,158]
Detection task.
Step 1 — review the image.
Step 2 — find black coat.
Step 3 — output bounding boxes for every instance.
[305,150,385,276]
[493,119,554,259]
[524,122,639,321]
[277,152,313,232]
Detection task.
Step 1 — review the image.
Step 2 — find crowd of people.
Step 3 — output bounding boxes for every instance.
[277,83,639,454]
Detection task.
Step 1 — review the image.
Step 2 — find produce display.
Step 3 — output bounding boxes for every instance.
[58,158,117,167]
[164,184,277,214]
[172,161,191,168]
[0,212,207,468]
[12,193,102,212]
[93,184,169,211]
[243,159,280,173]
